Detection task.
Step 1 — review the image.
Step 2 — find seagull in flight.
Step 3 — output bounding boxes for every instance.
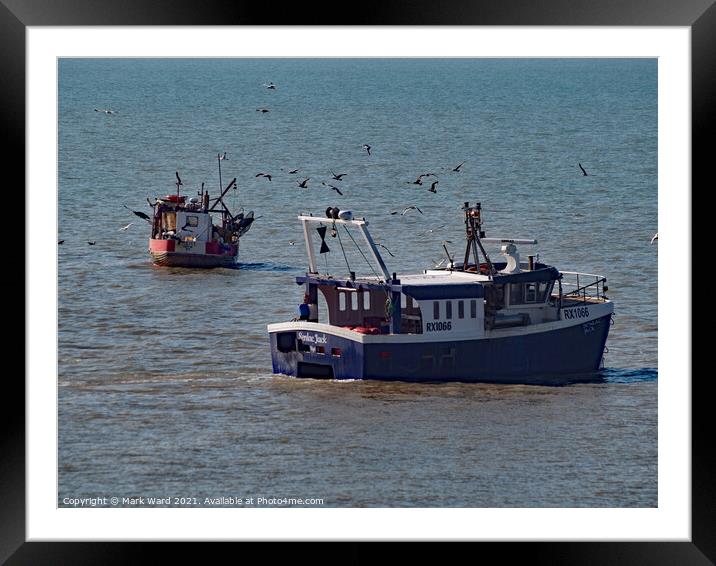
[321,182,343,196]
[428,180,439,193]
[375,242,395,257]
[256,108,270,113]
[87,241,96,245]
[219,152,228,161]
[390,206,423,215]
[288,240,296,246]
[58,240,65,245]
[123,205,151,222]
[297,178,310,188]
[452,161,465,172]
[362,144,371,156]
[262,82,277,89]
[94,108,117,115]
[650,232,658,244]
[118,223,134,231]
[255,172,272,181]
[330,170,347,181]
[287,168,300,174]
[409,173,437,185]
[578,163,588,176]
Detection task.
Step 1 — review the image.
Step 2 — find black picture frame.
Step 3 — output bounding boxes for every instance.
[7,0,706,562]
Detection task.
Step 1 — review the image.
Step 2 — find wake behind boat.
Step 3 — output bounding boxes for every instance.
[146,154,255,268]
[267,202,613,384]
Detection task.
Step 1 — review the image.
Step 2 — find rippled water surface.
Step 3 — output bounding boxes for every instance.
[58,59,657,507]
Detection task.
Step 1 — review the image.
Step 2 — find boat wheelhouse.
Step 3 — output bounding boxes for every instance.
[147,154,255,268]
[267,203,613,384]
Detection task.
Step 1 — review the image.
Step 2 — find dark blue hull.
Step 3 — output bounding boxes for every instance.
[269,315,611,385]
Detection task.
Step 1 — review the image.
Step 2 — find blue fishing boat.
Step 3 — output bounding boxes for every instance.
[267,203,613,384]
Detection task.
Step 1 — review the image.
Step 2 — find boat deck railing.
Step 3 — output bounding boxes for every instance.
[558,271,609,304]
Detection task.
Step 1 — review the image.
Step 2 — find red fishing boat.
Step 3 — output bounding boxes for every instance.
[146,154,255,268]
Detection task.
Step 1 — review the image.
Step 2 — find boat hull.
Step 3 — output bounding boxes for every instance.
[150,251,237,268]
[268,311,612,384]
[149,238,237,268]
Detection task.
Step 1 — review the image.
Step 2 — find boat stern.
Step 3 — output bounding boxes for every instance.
[268,322,365,380]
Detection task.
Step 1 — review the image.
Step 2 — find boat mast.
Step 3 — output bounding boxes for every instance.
[216,152,233,229]
[217,153,224,227]
[297,215,391,281]
[209,178,237,230]
[462,201,495,278]
[217,152,223,196]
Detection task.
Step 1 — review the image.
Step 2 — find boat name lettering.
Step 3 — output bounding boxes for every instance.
[426,321,452,332]
[298,332,328,344]
[563,306,590,320]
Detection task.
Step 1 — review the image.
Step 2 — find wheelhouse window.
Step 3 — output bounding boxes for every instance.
[445,301,452,319]
[339,292,346,311]
[433,301,440,320]
[525,283,537,303]
[537,281,553,302]
[363,292,370,310]
[186,215,199,227]
[510,283,524,305]
[458,300,465,319]
[470,300,477,318]
[351,292,358,311]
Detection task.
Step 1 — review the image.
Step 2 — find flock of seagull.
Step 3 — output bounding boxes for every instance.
[79,83,658,248]
[233,155,475,228]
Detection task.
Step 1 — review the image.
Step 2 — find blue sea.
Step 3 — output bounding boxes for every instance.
[58,59,657,507]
